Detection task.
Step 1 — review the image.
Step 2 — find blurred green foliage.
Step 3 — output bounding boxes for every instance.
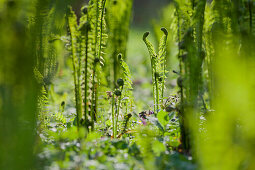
[0,0,38,169]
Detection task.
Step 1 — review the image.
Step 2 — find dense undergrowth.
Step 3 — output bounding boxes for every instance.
[1,0,255,170]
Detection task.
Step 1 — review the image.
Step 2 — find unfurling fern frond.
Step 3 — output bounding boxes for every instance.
[158,28,168,105]
[143,28,168,113]
[143,31,157,112]
[111,53,134,139]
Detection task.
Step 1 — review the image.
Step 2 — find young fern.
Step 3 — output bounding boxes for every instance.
[119,54,134,137]
[158,28,168,105]
[119,54,134,108]
[112,54,134,138]
[67,7,83,128]
[79,6,90,127]
[143,32,157,113]
[66,0,108,132]
[143,28,168,113]
[87,0,107,130]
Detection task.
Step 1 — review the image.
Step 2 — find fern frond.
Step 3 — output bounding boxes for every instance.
[158,28,168,104]
[143,31,157,112]
[119,54,133,90]
[67,6,83,128]
[53,112,67,124]
[143,29,168,112]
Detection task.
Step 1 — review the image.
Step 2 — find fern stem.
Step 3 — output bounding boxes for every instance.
[112,94,115,138]
[71,45,81,129]
[84,24,89,125]
[91,61,97,131]
[115,86,123,138]
[152,64,156,113]
[67,10,83,128]
[155,73,159,113]
[161,57,166,105]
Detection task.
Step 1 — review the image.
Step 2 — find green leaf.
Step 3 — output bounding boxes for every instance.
[157,110,169,128]
[152,140,166,156]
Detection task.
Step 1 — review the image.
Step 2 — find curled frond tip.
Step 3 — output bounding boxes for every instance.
[161,27,168,36]
[143,32,150,41]
[118,53,122,60]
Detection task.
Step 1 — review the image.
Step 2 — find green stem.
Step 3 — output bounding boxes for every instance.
[84,24,89,126]
[115,86,123,138]
[154,70,159,113]
[112,94,115,138]
[161,55,166,106]
[150,60,156,113]
[68,15,82,129]
[91,62,97,131]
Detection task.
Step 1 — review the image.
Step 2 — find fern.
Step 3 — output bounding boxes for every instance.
[112,54,134,138]
[143,28,168,113]
[51,101,67,125]
[143,32,157,113]
[118,113,132,138]
[87,0,107,131]
[67,7,83,128]
[65,0,108,132]
[119,53,134,115]
[37,86,50,130]
[158,28,168,105]
[53,112,67,125]
[119,54,133,96]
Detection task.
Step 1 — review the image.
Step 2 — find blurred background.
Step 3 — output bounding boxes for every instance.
[72,0,171,27]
